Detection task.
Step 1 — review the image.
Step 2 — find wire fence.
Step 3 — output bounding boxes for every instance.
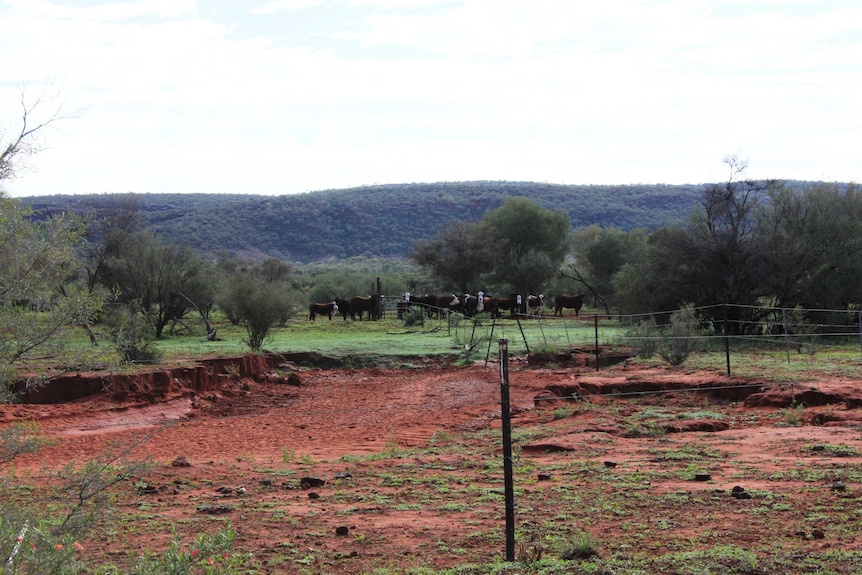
[390,300,862,375]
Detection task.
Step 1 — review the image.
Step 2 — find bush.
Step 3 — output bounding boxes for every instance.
[104,305,161,364]
[402,308,425,327]
[628,316,659,358]
[659,304,701,366]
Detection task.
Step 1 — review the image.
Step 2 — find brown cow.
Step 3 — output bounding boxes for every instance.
[410,294,439,317]
[553,293,587,318]
[350,295,381,321]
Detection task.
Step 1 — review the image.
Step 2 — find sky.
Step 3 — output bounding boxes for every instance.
[1,0,860,198]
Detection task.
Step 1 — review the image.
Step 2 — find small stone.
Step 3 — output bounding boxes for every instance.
[603,461,617,468]
[811,529,825,540]
[335,526,349,536]
[170,456,191,467]
[300,476,327,489]
[537,473,551,481]
[308,491,320,499]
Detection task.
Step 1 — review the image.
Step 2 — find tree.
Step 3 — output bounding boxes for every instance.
[0,197,103,400]
[562,225,647,313]
[0,87,67,182]
[483,197,570,296]
[222,274,292,351]
[757,181,862,310]
[99,231,214,338]
[411,220,495,293]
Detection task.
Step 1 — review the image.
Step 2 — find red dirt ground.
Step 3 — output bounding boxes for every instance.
[4,354,862,573]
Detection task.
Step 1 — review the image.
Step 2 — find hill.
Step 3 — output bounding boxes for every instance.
[22,181,705,263]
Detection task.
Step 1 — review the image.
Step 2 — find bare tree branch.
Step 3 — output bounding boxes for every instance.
[0,85,71,183]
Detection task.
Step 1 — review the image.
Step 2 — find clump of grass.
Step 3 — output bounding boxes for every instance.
[780,403,804,426]
[560,530,600,560]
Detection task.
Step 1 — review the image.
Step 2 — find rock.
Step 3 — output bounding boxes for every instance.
[300,476,327,489]
[731,486,752,499]
[335,526,349,536]
[170,456,191,467]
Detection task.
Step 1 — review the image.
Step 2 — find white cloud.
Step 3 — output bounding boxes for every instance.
[1,0,860,197]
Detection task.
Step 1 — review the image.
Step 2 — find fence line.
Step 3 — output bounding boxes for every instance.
[386,300,862,375]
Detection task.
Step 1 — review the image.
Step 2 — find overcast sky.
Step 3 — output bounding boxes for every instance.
[1,0,860,197]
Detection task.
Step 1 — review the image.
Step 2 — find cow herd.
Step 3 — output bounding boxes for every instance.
[309,292,588,321]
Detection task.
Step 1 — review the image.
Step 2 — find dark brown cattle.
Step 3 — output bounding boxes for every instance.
[308,301,339,321]
[410,294,439,317]
[350,295,380,321]
[334,297,350,320]
[435,294,461,316]
[554,293,587,318]
[495,295,524,316]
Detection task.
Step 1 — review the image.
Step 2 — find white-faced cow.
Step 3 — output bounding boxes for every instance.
[308,300,339,321]
[527,294,545,317]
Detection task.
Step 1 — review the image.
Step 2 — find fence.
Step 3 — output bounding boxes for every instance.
[386,299,862,375]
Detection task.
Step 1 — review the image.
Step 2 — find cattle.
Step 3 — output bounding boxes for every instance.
[527,294,545,317]
[349,295,381,321]
[479,293,500,318]
[435,294,461,316]
[495,295,524,316]
[334,297,350,320]
[410,294,439,317]
[308,300,339,321]
[459,291,498,318]
[554,293,587,318]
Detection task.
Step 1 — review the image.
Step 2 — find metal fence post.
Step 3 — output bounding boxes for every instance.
[499,339,515,562]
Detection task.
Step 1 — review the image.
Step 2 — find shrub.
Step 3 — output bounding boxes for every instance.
[104,305,161,364]
[659,304,701,366]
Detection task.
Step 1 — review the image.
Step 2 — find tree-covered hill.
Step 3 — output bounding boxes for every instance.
[21,180,709,263]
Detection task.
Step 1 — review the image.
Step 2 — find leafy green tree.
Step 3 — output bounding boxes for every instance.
[483,196,570,296]
[0,195,103,400]
[223,275,292,351]
[757,181,862,310]
[411,220,495,293]
[562,225,647,313]
[99,231,214,338]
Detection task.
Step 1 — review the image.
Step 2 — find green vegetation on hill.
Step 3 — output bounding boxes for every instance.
[22,181,706,262]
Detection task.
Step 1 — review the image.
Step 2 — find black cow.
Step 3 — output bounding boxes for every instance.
[350,295,380,321]
[495,294,525,316]
[460,291,496,317]
[308,300,339,321]
[554,293,587,318]
[335,297,350,320]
